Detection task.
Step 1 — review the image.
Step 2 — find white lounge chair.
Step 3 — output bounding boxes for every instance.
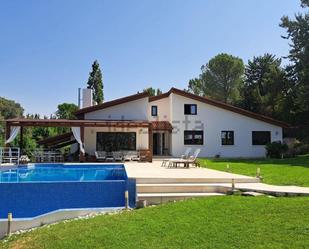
[161,147,192,167]
[95,151,107,161]
[167,148,201,168]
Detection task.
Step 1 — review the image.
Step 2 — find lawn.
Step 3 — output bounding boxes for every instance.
[1,196,309,249]
[199,155,309,187]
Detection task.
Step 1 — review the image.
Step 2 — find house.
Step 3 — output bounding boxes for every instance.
[73,87,288,158]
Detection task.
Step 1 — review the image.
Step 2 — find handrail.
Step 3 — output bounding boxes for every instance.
[0,147,20,165]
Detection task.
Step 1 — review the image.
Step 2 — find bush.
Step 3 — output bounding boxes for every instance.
[266,141,288,158]
[293,142,309,155]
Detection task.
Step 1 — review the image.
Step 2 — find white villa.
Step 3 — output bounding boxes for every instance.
[75,87,287,158]
[4,87,288,162]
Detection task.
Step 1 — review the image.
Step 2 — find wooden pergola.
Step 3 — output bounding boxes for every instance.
[5,118,153,162]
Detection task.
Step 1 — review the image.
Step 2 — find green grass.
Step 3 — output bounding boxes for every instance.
[199,155,309,187]
[1,196,309,249]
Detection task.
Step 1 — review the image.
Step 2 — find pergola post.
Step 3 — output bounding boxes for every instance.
[20,126,24,154]
[79,126,85,162]
[148,123,153,162]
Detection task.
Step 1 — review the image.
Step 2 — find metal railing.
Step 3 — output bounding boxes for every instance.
[33,149,64,163]
[0,147,20,165]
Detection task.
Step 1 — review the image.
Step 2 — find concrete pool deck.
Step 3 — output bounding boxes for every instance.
[125,161,260,183]
[124,161,309,199]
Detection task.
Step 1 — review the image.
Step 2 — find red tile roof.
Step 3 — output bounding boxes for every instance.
[151,121,173,131]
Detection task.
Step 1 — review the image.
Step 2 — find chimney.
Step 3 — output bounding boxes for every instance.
[82,88,93,108]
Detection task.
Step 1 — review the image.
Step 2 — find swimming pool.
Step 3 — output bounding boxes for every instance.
[0,164,136,219]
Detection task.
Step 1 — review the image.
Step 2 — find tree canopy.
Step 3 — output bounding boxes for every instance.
[188,53,245,104]
[143,87,162,96]
[280,0,309,124]
[239,54,287,118]
[56,103,78,120]
[87,60,104,104]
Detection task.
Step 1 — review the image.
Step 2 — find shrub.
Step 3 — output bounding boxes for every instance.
[293,142,309,155]
[266,141,288,158]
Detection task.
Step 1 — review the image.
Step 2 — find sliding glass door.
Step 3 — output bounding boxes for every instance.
[96,132,136,152]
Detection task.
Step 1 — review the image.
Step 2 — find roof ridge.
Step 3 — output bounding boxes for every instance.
[149,87,289,128]
[75,91,150,115]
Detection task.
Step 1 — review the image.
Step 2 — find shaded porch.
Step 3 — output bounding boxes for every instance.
[4,118,154,162]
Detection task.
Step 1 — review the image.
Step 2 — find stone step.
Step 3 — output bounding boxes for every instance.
[136,177,259,184]
[137,183,230,193]
[137,192,225,205]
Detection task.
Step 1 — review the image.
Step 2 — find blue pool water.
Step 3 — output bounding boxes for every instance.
[0,164,126,183]
[0,164,136,218]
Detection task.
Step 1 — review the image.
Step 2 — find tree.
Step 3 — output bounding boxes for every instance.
[188,53,245,104]
[87,60,104,104]
[0,97,24,146]
[143,87,162,96]
[0,97,24,119]
[280,0,309,124]
[239,54,287,118]
[56,103,78,120]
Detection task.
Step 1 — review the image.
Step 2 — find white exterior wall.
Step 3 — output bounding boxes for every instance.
[84,127,149,155]
[148,97,171,121]
[85,97,149,121]
[81,91,283,158]
[169,93,283,158]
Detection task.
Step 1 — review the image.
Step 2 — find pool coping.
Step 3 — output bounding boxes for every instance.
[0,207,124,239]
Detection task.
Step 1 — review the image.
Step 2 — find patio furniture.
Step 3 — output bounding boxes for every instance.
[113,151,124,161]
[161,147,192,167]
[95,151,107,161]
[167,148,201,168]
[123,151,135,161]
[131,151,140,161]
[105,152,114,162]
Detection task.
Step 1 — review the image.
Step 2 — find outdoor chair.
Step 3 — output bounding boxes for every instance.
[123,151,134,161]
[105,152,114,162]
[131,151,140,161]
[167,148,201,168]
[113,151,124,161]
[95,151,107,161]
[161,147,192,167]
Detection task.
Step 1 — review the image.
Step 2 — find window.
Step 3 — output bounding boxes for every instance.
[96,132,136,152]
[184,104,197,115]
[184,130,203,145]
[252,131,271,145]
[221,131,234,145]
[151,106,158,116]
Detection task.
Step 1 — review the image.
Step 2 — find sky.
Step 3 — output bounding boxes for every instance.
[0,0,303,116]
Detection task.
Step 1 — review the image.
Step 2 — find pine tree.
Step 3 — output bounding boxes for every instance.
[87,60,104,104]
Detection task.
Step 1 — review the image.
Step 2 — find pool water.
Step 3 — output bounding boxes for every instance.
[0,163,136,218]
[0,164,126,183]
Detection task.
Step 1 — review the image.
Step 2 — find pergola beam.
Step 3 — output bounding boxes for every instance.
[5,119,150,128]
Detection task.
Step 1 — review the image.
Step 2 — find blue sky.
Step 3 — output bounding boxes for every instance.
[0,0,302,116]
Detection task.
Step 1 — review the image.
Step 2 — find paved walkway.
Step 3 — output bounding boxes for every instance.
[125,161,309,196]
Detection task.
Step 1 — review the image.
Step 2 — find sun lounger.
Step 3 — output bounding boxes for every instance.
[167,148,201,168]
[161,147,192,167]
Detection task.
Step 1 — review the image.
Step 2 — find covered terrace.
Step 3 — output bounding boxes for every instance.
[4,118,153,162]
